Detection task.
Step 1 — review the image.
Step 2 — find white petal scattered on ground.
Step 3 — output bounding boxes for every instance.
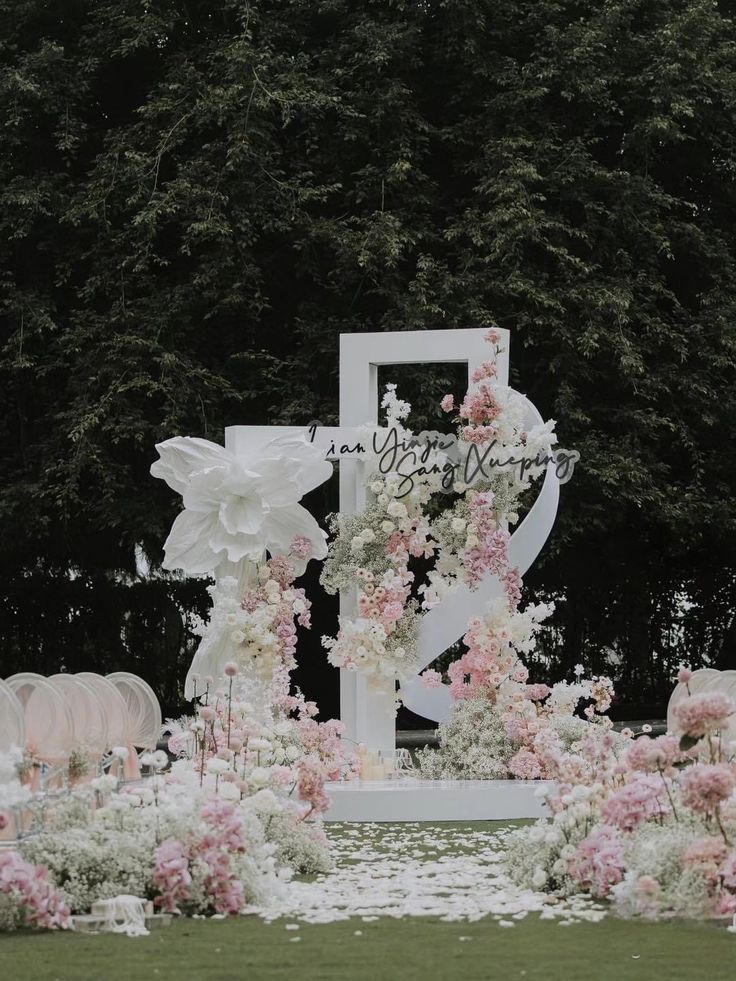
[259,823,607,927]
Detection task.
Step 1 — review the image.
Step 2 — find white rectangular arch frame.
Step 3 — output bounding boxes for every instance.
[339,327,510,752]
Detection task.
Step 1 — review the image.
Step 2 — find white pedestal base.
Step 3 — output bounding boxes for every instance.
[323,778,552,822]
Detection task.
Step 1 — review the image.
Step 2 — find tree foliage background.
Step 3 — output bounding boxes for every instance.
[1,0,735,719]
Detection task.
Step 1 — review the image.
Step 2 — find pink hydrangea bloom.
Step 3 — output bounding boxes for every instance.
[601,773,670,831]
[524,684,551,702]
[683,835,730,882]
[440,394,454,412]
[673,692,734,738]
[680,763,735,815]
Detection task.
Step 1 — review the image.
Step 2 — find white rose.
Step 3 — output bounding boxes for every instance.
[378,494,389,506]
[387,501,407,518]
[361,528,376,543]
[465,535,479,548]
[370,481,384,494]
[381,521,395,534]
[350,536,365,552]
[451,517,467,533]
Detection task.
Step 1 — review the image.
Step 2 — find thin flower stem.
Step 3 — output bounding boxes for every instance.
[227,678,233,749]
[658,768,679,822]
[715,805,732,846]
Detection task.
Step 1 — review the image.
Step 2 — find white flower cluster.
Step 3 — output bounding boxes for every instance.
[189,570,307,688]
[416,699,514,780]
[20,772,284,915]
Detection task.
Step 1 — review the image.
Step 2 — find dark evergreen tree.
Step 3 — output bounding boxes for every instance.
[1,0,734,718]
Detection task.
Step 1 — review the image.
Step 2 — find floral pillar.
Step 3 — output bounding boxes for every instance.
[337,329,511,753]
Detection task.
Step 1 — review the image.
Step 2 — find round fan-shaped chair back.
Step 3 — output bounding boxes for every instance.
[5,673,75,763]
[0,679,25,754]
[106,673,162,751]
[76,673,131,749]
[49,674,109,758]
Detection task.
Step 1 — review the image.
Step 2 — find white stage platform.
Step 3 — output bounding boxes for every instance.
[323,778,552,822]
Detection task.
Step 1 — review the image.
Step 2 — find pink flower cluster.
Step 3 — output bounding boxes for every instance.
[602,773,670,832]
[385,516,435,565]
[680,763,735,816]
[420,669,443,689]
[448,613,518,701]
[508,749,542,780]
[568,825,625,897]
[0,851,70,930]
[462,493,521,605]
[296,758,331,816]
[153,840,191,913]
[154,799,247,915]
[356,567,412,636]
[626,734,681,775]
[673,691,734,739]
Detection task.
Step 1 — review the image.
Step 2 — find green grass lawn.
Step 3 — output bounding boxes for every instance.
[2,822,735,981]
[3,914,734,981]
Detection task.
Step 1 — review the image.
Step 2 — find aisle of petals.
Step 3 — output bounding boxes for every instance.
[258,824,608,926]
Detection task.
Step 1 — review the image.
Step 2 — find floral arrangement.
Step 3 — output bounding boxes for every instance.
[0,850,70,931]
[321,327,616,781]
[320,329,558,692]
[8,536,357,925]
[185,541,313,689]
[505,671,736,919]
[21,771,283,915]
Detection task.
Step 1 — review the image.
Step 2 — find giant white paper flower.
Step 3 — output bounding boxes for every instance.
[151,434,332,576]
